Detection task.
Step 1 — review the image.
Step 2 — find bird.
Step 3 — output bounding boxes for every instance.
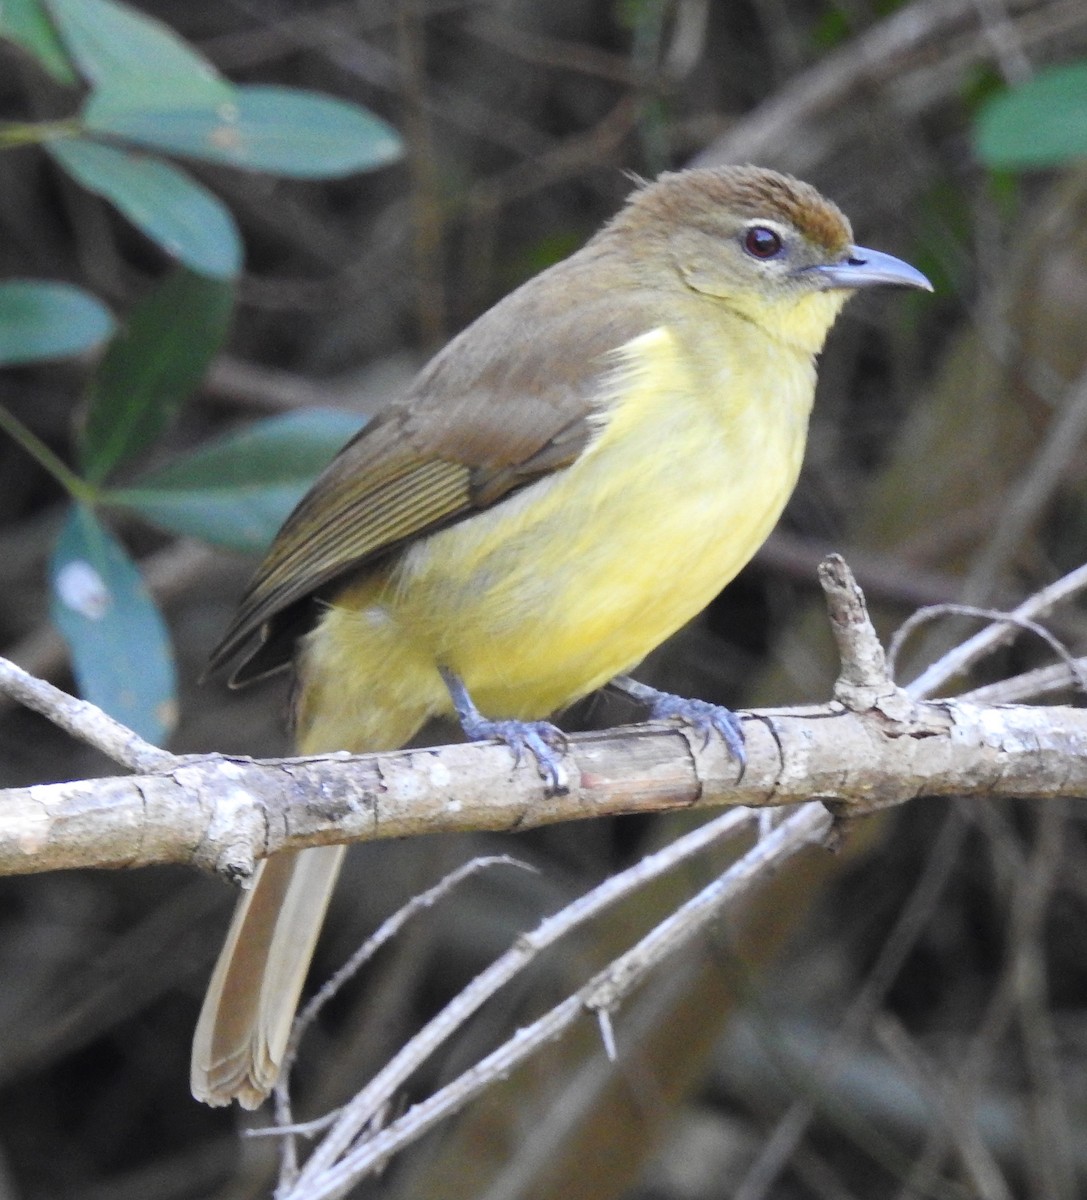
[190,164,932,1107]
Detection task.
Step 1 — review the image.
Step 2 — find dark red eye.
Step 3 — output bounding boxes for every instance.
[743,226,783,259]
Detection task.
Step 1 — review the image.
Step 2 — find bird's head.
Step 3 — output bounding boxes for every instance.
[608,165,932,355]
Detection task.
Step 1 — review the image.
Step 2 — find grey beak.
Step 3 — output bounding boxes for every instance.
[806,246,933,292]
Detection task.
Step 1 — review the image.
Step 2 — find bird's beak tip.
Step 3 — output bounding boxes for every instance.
[808,246,933,293]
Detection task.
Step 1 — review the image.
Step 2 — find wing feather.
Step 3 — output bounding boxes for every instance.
[209,245,666,682]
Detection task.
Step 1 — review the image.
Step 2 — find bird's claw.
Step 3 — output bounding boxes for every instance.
[439,666,570,793]
[645,692,746,775]
[461,713,569,794]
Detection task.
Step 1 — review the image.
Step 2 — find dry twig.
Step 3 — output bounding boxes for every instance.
[2,557,1086,1195]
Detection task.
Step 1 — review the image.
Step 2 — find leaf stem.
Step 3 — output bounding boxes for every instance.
[0,403,95,504]
[0,119,82,148]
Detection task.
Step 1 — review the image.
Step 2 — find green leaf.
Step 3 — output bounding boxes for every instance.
[50,504,176,744]
[46,138,242,278]
[108,409,366,552]
[975,62,1087,169]
[44,0,231,109]
[0,0,78,84]
[80,269,234,483]
[85,85,403,178]
[0,280,114,365]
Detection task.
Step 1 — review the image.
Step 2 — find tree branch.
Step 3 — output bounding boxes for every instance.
[0,655,173,772]
[3,686,1087,881]
[5,555,1087,1196]
[3,555,1086,883]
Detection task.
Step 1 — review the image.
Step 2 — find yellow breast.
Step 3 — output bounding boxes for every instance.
[375,318,818,719]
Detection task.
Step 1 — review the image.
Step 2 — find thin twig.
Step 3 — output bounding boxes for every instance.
[906,562,1087,699]
[246,1110,342,1140]
[875,1016,1015,1200]
[286,805,830,1200]
[1008,807,1075,1197]
[290,804,760,1187]
[922,803,1046,1191]
[971,0,1034,81]
[465,14,640,84]
[732,811,969,1200]
[693,0,1083,172]
[960,360,1087,611]
[271,855,534,1183]
[889,603,1087,693]
[396,0,446,351]
[0,655,174,773]
[960,656,1087,704]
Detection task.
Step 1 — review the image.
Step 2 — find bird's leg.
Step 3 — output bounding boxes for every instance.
[438,666,569,793]
[610,675,746,772]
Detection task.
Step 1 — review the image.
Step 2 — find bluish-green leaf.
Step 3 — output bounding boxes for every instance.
[108,409,366,552]
[0,0,77,84]
[80,269,234,483]
[46,138,242,278]
[50,504,176,744]
[45,0,231,109]
[975,63,1087,169]
[0,280,114,365]
[85,85,403,178]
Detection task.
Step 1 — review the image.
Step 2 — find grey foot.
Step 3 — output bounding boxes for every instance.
[611,676,746,771]
[439,666,569,793]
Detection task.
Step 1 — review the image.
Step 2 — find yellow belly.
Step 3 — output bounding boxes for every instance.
[295,324,816,753]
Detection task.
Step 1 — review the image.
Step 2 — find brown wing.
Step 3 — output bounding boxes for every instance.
[209,248,663,684]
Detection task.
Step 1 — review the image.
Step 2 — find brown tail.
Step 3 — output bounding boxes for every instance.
[190,844,346,1108]
[191,592,445,1106]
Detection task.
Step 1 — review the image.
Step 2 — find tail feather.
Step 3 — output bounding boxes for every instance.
[190,844,346,1108]
[192,593,443,1107]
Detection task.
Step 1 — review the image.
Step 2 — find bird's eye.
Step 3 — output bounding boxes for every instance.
[743,226,784,259]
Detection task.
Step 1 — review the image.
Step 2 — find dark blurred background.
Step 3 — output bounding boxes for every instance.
[4,1,1087,1197]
